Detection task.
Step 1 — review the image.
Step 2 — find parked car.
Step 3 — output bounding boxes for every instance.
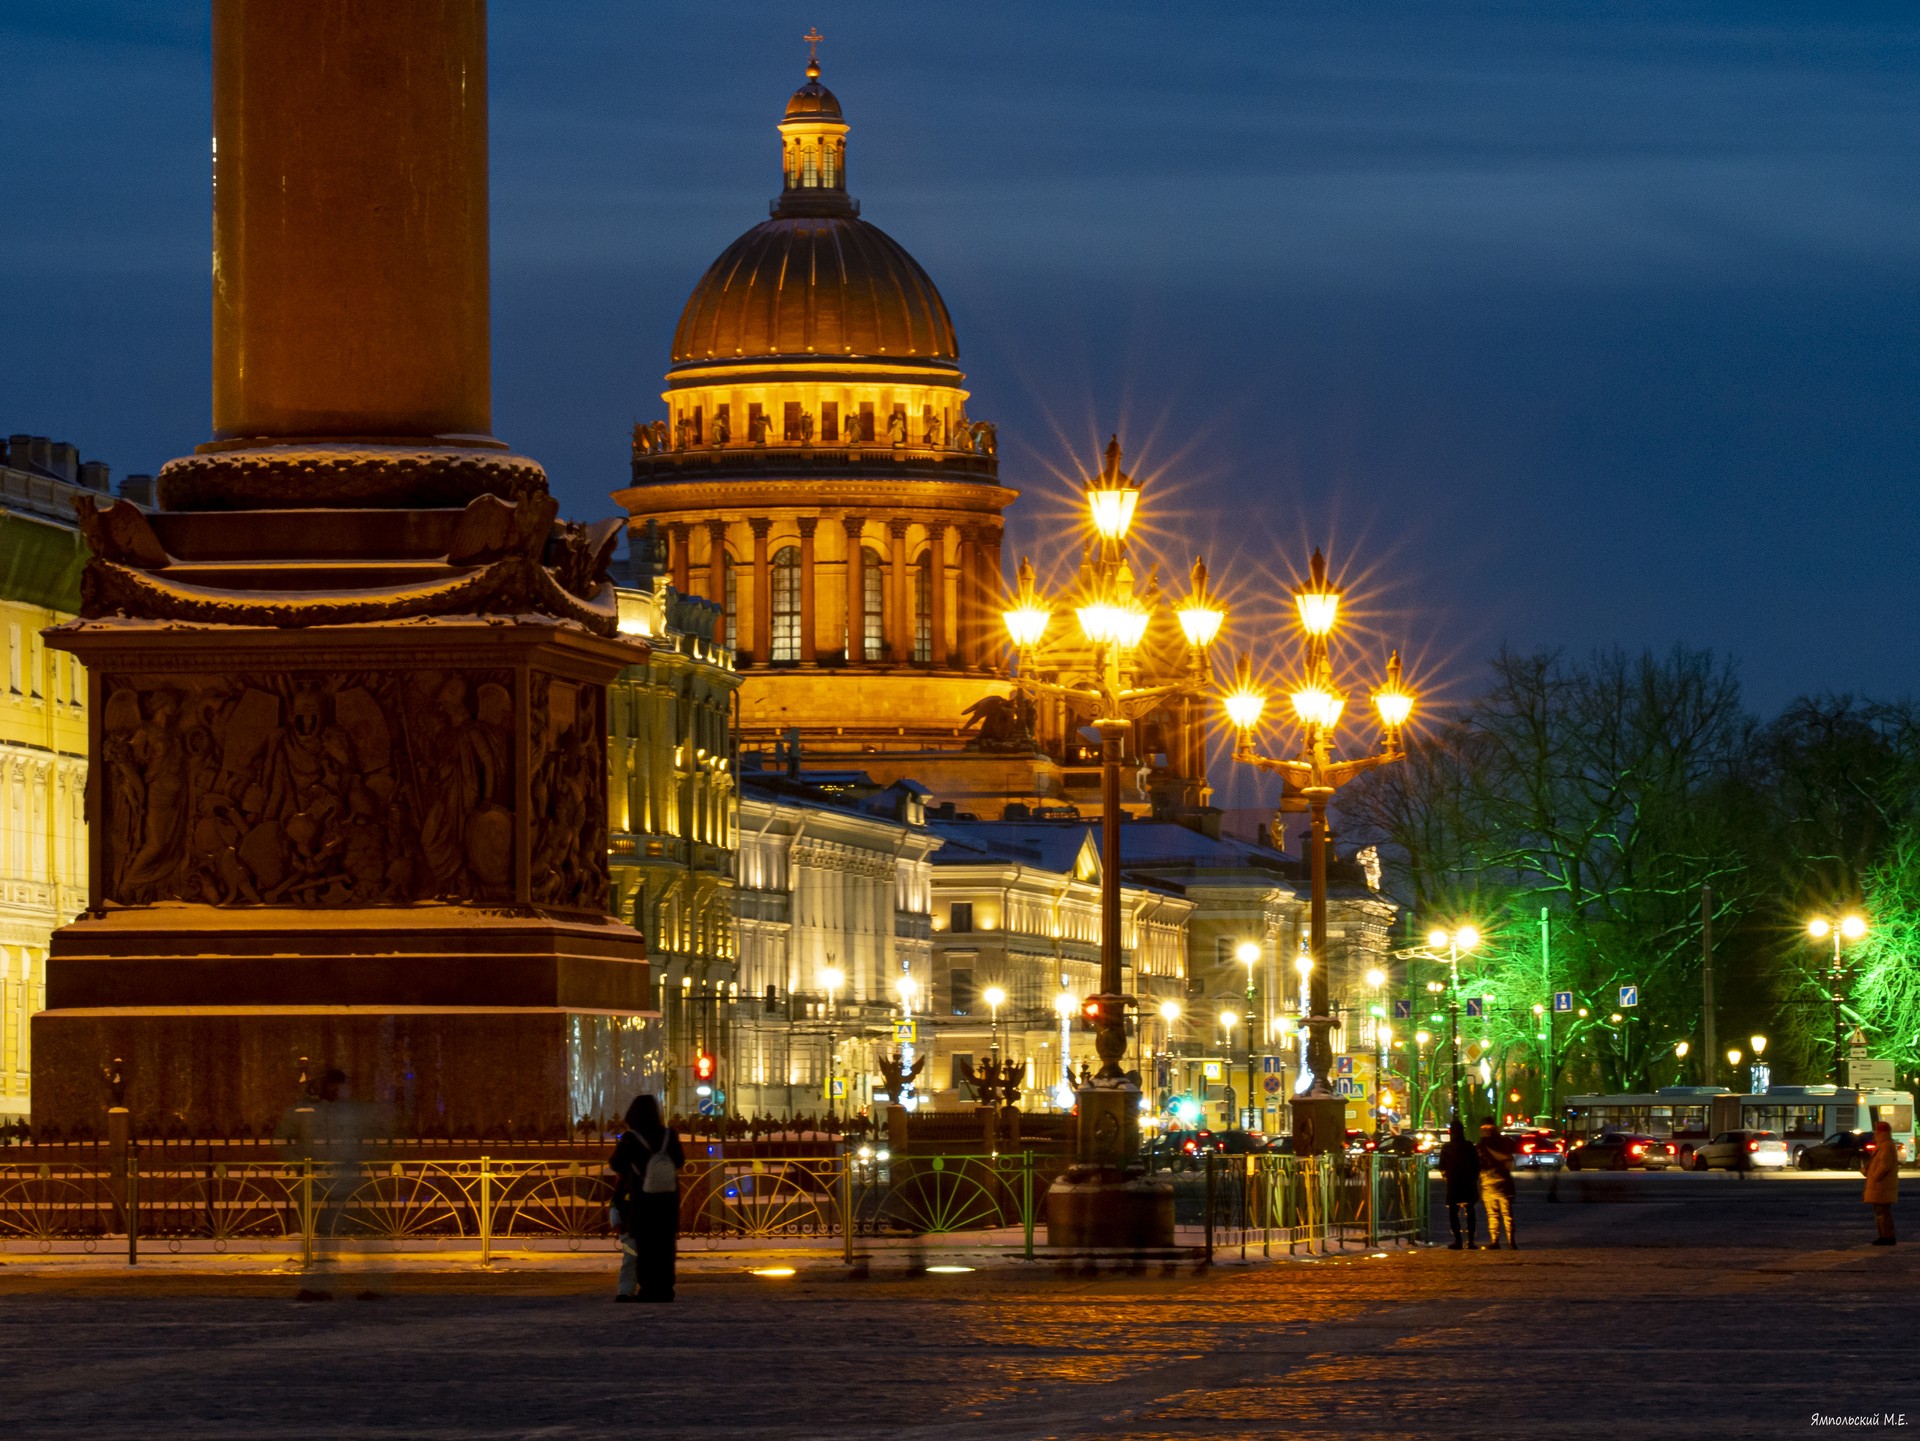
[1794,1131,1879,1172]
[1374,1132,1421,1157]
[1692,1130,1790,1171]
[1504,1128,1567,1169]
[1143,1130,1211,1171]
[1567,1132,1672,1170]
[1215,1130,1274,1156]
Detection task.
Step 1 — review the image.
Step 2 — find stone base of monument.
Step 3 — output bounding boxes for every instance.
[1045,1167,1176,1249]
[33,905,656,1136]
[1289,1090,1349,1157]
[32,1005,657,1139]
[1043,1081,1175,1249]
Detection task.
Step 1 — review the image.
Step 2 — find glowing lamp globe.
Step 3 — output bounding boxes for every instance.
[1808,918,1832,939]
[1840,915,1868,941]
[1003,605,1051,649]
[1427,928,1450,950]
[1455,925,1481,952]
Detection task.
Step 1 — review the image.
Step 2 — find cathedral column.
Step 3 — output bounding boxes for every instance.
[704,520,728,601]
[668,523,690,593]
[956,525,979,668]
[888,519,911,664]
[750,518,772,666]
[797,517,818,664]
[843,516,866,665]
[927,522,948,668]
[984,527,1005,668]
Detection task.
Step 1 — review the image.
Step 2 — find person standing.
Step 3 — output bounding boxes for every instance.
[1478,1117,1518,1250]
[605,1095,685,1302]
[1438,1120,1481,1250]
[1864,1119,1900,1246]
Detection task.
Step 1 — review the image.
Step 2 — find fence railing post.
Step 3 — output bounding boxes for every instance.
[1203,1154,1215,1264]
[1021,1151,1035,1262]
[299,1158,315,1270]
[126,1147,138,1267]
[1367,1153,1379,1249]
[479,1156,493,1267]
[841,1155,854,1267]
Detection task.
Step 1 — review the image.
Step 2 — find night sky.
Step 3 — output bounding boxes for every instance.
[5,1,1916,749]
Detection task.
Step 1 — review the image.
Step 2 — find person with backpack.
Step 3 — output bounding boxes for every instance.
[605,1094,685,1302]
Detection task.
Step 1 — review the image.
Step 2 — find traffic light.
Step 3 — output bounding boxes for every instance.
[1081,997,1105,1032]
[693,1050,716,1083]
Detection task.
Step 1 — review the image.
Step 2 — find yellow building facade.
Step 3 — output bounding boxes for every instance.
[0,436,99,1121]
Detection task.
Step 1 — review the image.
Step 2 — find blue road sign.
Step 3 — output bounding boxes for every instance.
[1552,991,1573,1013]
[1261,1055,1286,1074]
[1619,985,1639,1008]
[1336,1056,1354,1076]
[1464,998,1484,1019]
[1392,998,1413,1020]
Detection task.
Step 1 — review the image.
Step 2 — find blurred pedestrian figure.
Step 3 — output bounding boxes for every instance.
[1864,1119,1900,1246]
[604,1095,685,1302]
[1478,1117,1518,1249]
[1438,1120,1481,1249]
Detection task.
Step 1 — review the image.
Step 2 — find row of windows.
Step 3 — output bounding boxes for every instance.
[5,625,81,705]
[720,549,933,664]
[783,137,843,190]
[673,402,954,448]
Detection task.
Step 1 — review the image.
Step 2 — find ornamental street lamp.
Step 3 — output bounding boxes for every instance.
[1002,438,1225,1218]
[1237,940,1262,1131]
[1224,548,1415,1155]
[1157,999,1182,1111]
[983,984,1007,1060]
[1807,914,1868,1084]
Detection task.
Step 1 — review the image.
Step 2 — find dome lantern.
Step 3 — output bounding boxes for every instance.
[775,30,854,219]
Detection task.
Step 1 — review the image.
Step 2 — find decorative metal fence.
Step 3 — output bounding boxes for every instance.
[0,1146,1425,1265]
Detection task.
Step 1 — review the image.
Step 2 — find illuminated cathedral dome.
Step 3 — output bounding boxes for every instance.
[668,46,959,375]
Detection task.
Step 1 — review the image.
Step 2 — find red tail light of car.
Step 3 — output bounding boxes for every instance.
[1521,1142,1536,1153]
[1630,1142,1647,1156]
[1746,1140,1760,1152]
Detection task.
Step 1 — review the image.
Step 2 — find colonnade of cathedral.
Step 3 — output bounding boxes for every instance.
[661,509,1006,670]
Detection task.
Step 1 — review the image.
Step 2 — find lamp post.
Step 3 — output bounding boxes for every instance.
[1413,1030,1431,1129]
[1750,1033,1768,1093]
[1404,926,1480,1123]
[1237,940,1262,1131]
[1157,999,1182,1112]
[1807,914,1868,1085]
[1218,1010,1238,1127]
[1366,965,1387,1137]
[896,974,918,1109]
[983,984,1006,1061]
[820,965,844,1120]
[1223,548,1414,1155]
[1001,439,1224,1239]
[1053,989,1077,1106]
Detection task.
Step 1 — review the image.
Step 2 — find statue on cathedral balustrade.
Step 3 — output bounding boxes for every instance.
[887,410,908,445]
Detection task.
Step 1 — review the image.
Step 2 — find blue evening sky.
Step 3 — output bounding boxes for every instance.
[3,1,1916,747]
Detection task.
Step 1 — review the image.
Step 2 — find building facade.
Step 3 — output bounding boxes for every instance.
[1,434,141,1121]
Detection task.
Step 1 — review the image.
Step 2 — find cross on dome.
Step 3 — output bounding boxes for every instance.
[804,27,824,76]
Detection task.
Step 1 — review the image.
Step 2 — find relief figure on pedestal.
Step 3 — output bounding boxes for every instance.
[101,670,515,908]
[529,674,609,911]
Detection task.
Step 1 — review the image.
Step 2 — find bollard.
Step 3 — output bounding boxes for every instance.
[1203,1154,1216,1264]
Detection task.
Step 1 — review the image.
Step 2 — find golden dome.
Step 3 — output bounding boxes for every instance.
[785,72,843,121]
[670,215,958,368]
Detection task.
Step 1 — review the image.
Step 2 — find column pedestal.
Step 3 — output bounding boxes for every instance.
[1044,1082,1174,1249]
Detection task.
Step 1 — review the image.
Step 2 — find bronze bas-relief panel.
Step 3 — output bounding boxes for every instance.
[100,667,607,912]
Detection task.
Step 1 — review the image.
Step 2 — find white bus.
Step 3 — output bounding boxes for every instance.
[1562,1085,1914,1167]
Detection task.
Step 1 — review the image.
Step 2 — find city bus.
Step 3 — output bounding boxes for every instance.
[1562,1086,1914,1167]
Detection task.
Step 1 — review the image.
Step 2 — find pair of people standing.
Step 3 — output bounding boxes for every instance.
[1438,1118,1518,1249]
[606,1095,685,1302]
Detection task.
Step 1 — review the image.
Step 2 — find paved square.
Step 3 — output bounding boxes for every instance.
[0,1174,1909,1439]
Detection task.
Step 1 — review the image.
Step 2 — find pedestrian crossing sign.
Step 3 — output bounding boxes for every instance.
[1619,985,1638,1008]
[1464,998,1484,1019]
[894,1020,917,1043]
[1392,999,1412,1020]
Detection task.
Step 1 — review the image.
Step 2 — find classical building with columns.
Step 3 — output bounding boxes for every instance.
[612,49,1061,815]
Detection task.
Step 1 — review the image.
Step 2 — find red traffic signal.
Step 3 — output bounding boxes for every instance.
[693,1050,716,1082]
[1080,998,1105,1032]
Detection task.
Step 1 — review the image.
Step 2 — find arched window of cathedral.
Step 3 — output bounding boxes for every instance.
[824,140,839,186]
[771,546,802,662]
[803,142,819,187]
[862,546,886,661]
[722,553,737,649]
[913,553,933,664]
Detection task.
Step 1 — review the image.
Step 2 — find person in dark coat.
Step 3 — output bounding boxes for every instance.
[604,1094,685,1302]
[1438,1119,1481,1249]
[1864,1118,1900,1245]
